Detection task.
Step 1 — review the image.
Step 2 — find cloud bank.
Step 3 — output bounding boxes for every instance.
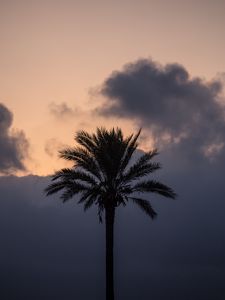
[0,168,224,299]
[0,103,29,174]
[99,59,225,161]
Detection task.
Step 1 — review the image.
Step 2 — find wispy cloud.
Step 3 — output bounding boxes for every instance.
[49,102,79,120]
[44,138,67,157]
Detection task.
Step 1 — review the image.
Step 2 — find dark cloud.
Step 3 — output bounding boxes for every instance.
[49,102,78,119]
[0,103,29,174]
[0,166,224,299]
[99,59,225,161]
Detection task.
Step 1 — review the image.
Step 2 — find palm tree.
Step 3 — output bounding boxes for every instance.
[45,127,176,300]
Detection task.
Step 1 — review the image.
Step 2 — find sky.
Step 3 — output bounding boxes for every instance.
[1,0,225,175]
[0,0,225,299]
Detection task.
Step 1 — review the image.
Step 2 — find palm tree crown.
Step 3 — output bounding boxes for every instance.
[45,127,176,220]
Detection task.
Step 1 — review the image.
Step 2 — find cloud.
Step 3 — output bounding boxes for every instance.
[0,103,29,174]
[0,164,224,299]
[99,59,225,162]
[44,138,66,157]
[49,102,79,119]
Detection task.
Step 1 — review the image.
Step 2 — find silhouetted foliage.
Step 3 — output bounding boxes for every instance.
[45,127,176,300]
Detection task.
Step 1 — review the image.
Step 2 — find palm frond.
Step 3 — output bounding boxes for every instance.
[119,128,141,173]
[75,130,97,154]
[126,162,161,182]
[123,150,160,182]
[83,194,98,211]
[130,197,157,219]
[52,168,97,186]
[78,189,93,204]
[60,182,89,202]
[78,184,103,204]
[45,181,67,196]
[115,194,127,207]
[45,179,89,202]
[85,127,128,181]
[118,184,133,195]
[59,147,102,181]
[133,180,177,199]
[98,203,104,223]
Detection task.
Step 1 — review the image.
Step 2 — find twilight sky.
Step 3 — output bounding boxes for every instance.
[1,0,225,175]
[0,1,225,299]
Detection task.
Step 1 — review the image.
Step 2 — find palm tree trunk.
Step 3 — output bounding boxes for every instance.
[105,205,115,300]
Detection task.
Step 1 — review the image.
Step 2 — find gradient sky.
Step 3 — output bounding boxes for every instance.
[1,0,225,174]
[1,1,225,299]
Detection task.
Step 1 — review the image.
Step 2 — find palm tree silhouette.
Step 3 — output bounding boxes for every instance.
[45,127,176,300]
